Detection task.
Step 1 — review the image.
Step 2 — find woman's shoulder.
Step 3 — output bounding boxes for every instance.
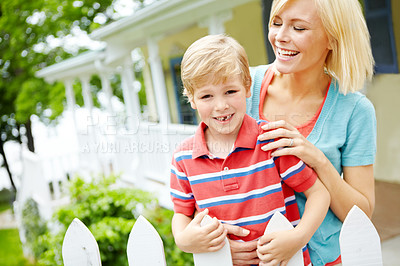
[329,84,375,115]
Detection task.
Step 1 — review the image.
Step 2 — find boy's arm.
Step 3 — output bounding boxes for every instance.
[257,178,330,264]
[172,209,228,254]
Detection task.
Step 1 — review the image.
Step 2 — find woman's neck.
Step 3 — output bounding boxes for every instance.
[275,68,330,100]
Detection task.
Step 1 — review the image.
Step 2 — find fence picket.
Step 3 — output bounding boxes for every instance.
[263,212,303,266]
[193,215,233,266]
[61,205,382,266]
[339,205,383,265]
[62,218,102,266]
[127,215,167,266]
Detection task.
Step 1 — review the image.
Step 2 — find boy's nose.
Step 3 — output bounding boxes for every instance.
[215,99,229,110]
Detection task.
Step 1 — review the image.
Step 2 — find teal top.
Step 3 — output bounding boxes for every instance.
[247,65,377,265]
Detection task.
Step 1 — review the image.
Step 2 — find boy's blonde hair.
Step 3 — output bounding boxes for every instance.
[181,34,251,99]
[269,0,374,94]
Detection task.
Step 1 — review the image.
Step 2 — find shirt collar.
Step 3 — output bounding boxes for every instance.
[192,114,259,159]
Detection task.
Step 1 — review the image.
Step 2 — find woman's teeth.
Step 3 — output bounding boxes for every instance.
[215,114,233,121]
[277,48,299,56]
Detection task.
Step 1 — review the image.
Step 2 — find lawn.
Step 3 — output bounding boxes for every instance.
[0,202,12,213]
[0,203,34,266]
[0,228,34,266]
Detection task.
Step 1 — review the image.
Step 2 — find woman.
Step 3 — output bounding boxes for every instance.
[226,0,376,265]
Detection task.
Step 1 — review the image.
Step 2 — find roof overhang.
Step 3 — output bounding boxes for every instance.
[35,50,105,82]
[36,0,257,82]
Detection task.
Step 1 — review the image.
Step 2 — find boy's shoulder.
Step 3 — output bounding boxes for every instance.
[174,135,196,154]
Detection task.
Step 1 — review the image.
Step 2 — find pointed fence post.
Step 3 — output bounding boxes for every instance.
[62,218,102,266]
[263,212,304,266]
[339,205,383,266]
[127,215,167,266]
[193,215,233,266]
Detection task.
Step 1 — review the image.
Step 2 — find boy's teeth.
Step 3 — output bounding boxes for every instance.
[216,114,232,121]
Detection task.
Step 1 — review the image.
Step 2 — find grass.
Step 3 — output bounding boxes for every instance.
[0,204,34,266]
[0,229,34,266]
[0,201,12,213]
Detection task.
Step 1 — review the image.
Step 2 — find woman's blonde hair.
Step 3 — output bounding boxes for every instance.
[181,34,251,98]
[269,0,374,94]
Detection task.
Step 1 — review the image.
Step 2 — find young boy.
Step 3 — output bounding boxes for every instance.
[170,34,330,265]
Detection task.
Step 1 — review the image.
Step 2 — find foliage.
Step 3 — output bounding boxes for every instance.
[0,228,34,266]
[0,187,15,203]
[33,174,193,266]
[21,198,48,258]
[0,187,15,212]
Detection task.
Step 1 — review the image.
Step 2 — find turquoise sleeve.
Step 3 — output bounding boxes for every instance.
[341,96,377,166]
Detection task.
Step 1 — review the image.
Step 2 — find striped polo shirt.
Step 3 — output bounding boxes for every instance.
[170,114,316,264]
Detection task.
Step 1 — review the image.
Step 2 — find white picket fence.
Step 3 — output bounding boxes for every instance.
[62,205,383,266]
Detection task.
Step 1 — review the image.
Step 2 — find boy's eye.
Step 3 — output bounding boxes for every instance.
[226,90,238,95]
[200,94,212,99]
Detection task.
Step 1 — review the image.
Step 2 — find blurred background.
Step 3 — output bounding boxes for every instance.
[0,0,399,265]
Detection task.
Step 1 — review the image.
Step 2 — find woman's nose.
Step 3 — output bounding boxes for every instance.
[275,26,290,43]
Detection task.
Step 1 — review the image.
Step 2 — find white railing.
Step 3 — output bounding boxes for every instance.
[16,120,196,219]
[62,206,383,266]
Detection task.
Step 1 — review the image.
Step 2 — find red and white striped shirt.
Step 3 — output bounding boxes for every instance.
[170,115,316,265]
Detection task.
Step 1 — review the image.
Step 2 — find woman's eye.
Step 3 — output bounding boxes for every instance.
[294,27,305,31]
[272,22,282,27]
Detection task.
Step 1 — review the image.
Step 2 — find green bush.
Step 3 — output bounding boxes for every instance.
[21,198,48,259]
[32,174,193,266]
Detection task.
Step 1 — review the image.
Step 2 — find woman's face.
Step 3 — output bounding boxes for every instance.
[268,0,331,75]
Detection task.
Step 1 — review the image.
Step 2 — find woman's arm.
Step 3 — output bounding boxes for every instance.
[315,159,375,220]
[258,120,375,221]
[257,178,330,265]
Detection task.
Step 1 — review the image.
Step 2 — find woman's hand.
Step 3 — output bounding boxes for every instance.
[223,224,260,265]
[258,120,375,222]
[258,120,327,170]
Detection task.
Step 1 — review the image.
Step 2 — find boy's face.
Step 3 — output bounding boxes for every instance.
[190,75,251,139]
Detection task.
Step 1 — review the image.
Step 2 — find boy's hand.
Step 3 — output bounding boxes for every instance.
[223,224,260,265]
[257,229,304,266]
[175,209,228,253]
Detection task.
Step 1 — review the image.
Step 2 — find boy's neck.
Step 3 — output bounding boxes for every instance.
[204,128,238,159]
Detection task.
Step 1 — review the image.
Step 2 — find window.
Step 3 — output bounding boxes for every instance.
[170,57,198,125]
[364,0,398,73]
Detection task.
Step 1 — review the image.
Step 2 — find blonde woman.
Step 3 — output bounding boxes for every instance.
[226,0,376,265]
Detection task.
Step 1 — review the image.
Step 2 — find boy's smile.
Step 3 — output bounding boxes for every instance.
[190,75,251,143]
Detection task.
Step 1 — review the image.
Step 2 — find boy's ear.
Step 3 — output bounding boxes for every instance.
[246,87,251,98]
[190,99,197,109]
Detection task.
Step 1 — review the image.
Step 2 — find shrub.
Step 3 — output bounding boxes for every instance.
[33,174,193,265]
[21,198,48,259]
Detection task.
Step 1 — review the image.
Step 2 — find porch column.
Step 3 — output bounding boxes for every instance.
[64,79,77,129]
[199,10,233,35]
[79,75,96,137]
[99,73,114,115]
[120,57,142,130]
[147,37,170,126]
[80,75,94,117]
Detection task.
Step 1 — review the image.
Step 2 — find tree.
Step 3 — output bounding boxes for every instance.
[0,0,154,191]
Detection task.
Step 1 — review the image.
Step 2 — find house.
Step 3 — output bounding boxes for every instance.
[34,0,400,210]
